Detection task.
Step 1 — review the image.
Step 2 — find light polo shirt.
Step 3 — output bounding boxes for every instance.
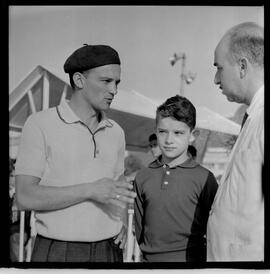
[207,86,264,261]
[15,100,125,242]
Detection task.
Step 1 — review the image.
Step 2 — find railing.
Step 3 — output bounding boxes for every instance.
[18,211,25,262]
[125,208,141,262]
[18,211,35,262]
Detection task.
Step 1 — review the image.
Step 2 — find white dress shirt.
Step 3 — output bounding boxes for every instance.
[207,86,264,261]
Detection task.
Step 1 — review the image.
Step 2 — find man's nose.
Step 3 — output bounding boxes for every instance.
[109,83,118,95]
[214,72,220,85]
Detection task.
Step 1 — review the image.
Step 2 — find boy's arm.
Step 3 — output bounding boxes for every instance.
[199,172,218,230]
[133,177,144,244]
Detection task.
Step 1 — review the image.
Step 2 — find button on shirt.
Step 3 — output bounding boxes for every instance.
[207,86,264,261]
[15,100,125,242]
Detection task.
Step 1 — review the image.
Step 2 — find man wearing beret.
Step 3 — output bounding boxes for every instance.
[15,44,136,262]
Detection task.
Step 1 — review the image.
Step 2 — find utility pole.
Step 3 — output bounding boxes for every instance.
[169,52,196,96]
[179,53,186,96]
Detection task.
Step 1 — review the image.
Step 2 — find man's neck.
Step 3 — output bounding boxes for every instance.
[245,71,264,105]
[245,83,263,106]
[68,95,100,131]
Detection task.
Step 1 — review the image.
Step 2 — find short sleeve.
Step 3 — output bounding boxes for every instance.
[15,115,46,178]
[134,175,144,244]
[114,127,126,179]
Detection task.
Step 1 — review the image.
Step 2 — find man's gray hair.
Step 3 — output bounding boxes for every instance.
[225,22,264,68]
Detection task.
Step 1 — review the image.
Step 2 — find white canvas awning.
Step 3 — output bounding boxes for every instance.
[9,65,240,155]
[110,86,240,136]
[196,106,240,135]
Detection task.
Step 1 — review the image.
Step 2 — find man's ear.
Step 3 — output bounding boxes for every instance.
[73,72,84,89]
[239,58,248,79]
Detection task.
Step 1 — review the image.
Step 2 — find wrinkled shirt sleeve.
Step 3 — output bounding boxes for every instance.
[134,176,144,244]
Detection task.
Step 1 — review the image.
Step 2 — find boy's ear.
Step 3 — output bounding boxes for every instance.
[189,134,195,144]
[189,129,200,143]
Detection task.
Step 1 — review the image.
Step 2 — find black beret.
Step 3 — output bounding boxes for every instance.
[64,44,121,73]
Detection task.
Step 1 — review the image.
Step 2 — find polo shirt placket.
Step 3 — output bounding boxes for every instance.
[161,164,170,189]
[56,103,113,159]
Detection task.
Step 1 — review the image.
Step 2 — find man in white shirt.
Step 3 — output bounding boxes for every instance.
[15,44,137,262]
[207,22,264,261]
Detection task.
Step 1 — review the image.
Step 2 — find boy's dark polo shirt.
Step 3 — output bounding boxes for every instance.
[134,157,218,259]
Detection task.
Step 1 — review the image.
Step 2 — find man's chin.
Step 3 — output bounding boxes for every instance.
[225,94,235,103]
[227,97,234,102]
[226,96,241,104]
[100,103,111,110]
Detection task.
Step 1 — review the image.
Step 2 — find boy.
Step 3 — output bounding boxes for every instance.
[134,95,218,262]
[148,133,162,160]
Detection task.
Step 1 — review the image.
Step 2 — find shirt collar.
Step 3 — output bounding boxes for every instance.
[246,85,264,117]
[56,100,113,128]
[149,155,199,169]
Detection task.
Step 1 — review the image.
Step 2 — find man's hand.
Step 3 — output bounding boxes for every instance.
[89,175,136,205]
[114,225,127,249]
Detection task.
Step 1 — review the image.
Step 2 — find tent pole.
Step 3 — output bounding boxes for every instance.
[42,72,50,110]
[27,90,36,113]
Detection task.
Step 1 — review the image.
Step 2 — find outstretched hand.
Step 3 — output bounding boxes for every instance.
[89,175,136,205]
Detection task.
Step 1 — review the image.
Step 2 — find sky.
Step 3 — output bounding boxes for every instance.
[9,6,264,117]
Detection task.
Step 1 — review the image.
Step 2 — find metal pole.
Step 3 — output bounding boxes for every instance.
[19,211,25,262]
[134,240,141,262]
[126,208,134,262]
[180,53,186,96]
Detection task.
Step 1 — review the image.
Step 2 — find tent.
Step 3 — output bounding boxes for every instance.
[9,65,240,160]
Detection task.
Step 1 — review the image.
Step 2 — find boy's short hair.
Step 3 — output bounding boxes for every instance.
[188,145,197,158]
[148,133,157,143]
[156,95,196,130]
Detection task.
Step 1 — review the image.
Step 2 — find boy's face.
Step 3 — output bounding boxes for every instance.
[156,117,195,163]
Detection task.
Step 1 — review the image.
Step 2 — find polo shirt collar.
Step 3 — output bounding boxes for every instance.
[149,155,199,169]
[57,100,113,128]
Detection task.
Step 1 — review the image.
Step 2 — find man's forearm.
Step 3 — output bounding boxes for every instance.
[15,175,136,212]
[16,178,92,211]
